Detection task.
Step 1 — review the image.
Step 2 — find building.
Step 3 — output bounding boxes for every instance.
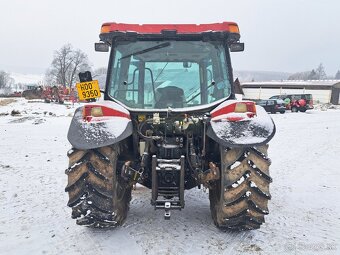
[241,80,340,104]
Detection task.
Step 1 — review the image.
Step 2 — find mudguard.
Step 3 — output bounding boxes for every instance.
[207,100,276,147]
[67,101,133,150]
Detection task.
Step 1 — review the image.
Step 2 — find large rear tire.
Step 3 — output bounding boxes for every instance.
[209,145,272,230]
[65,145,132,228]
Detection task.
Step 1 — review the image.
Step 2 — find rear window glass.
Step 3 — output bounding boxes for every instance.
[257,100,266,106]
[291,95,301,100]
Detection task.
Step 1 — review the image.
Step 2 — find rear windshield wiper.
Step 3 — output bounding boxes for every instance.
[120,42,171,60]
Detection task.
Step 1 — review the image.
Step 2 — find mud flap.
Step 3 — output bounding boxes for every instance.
[67,104,132,150]
[207,106,276,147]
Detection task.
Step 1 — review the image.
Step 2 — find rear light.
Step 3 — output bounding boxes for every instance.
[211,101,257,121]
[235,103,247,113]
[82,106,92,119]
[91,107,103,117]
[229,24,240,34]
[100,24,111,34]
[82,105,130,122]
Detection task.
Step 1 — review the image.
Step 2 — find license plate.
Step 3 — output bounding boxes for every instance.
[76,80,101,100]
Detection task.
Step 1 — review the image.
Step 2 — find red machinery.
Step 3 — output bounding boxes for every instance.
[43,86,77,104]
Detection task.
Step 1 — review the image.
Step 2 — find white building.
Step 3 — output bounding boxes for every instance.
[241,80,340,104]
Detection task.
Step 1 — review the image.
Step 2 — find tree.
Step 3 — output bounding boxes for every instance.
[308,69,318,80]
[288,71,311,80]
[93,67,107,78]
[93,67,108,90]
[315,63,326,80]
[335,70,340,79]
[46,44,91,87]
[0,71,14,89]
[288,63,327,80]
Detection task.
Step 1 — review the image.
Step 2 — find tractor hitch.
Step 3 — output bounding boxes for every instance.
[151,155,185,220]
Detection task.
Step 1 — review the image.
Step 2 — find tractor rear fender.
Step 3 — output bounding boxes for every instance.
[67,101,132,150]
[207,100,276,147]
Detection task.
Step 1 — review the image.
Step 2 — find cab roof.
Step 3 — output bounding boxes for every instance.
[99,22,241,43]
[100,22,239,34]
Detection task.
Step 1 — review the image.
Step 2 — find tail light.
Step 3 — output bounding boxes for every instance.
[82,105,130,122]
[211,101,257,122]
[90,107,104,117]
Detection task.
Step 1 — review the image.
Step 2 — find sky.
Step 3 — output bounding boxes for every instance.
[1,0,340,77]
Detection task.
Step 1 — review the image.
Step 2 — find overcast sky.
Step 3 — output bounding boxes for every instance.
[1,0,340,76]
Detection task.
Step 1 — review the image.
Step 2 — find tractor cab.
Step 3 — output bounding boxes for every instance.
[96,22,244,112]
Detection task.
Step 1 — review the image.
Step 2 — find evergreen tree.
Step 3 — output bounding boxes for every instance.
[315,63,326,80]
[308,69,318,80]
[335,70,340,79]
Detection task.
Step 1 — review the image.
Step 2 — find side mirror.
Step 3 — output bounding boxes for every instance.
[95,43,109,52]
[229,42,244,52]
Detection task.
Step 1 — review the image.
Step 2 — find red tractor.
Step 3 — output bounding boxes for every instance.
[65,22,275,230]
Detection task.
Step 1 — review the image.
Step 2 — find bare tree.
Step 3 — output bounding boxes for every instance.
[93,67,107,78]
[0,71,14,89]
[315,63,327,80]
[288,63,327,80]
[93,67,108,90]
[46,44,91,87]
[288,71,311,80]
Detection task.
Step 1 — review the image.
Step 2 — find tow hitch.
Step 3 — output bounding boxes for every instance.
[151,155,185,220]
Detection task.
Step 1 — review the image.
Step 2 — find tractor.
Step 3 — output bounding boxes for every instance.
[65,22,275,230]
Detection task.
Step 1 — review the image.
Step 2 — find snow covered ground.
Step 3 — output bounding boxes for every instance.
[0,98,339,255]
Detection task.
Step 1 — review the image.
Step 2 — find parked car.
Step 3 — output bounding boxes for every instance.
[269,94,314,112]
[255,99,286,114]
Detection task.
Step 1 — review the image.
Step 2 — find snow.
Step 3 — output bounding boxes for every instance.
[0,98,80,118]
[211,106,275,145]
[68,106,131,150]
[157,163,181,170]
[0,98,340,254]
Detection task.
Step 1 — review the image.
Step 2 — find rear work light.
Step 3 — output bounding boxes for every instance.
[211,101,257,122]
